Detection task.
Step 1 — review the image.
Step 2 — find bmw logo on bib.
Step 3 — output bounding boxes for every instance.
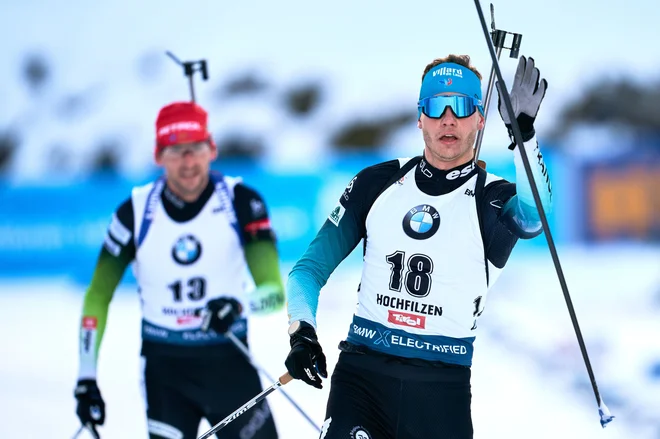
[402,205,440,240]
[172,235,202,265]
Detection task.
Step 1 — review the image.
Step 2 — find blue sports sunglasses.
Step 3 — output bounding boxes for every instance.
[418,95,484,119]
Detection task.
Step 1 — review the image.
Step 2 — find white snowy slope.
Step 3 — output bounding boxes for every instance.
[0,245,658,438]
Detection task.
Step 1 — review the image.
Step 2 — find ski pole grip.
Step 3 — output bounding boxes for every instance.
[279,372,293,385]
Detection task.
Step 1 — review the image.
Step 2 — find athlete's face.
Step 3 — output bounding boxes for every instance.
[156,141,217,202]
[417,95,485,170]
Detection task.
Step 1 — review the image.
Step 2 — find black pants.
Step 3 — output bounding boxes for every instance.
[142,346,278,439]
[321,345,473,439]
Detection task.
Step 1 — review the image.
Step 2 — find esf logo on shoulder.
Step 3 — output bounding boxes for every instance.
[172,235,202,265]
[402,205,440,240]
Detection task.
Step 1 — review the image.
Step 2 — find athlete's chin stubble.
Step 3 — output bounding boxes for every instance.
[429,142,473,164]
[171,176,206,201]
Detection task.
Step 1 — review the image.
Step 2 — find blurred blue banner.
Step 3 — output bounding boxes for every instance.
[0,151,565,284]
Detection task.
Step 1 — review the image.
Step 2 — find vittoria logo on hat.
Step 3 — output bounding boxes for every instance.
[402,205,440,240]
[432,66,464,78]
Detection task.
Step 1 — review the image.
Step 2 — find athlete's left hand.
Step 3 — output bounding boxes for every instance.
[496,55,548,144]
[201,297,243,334]
[74,379,105,438]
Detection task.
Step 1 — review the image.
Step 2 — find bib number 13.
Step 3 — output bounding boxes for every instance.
[386,251,433,298]
[168,277,206,302]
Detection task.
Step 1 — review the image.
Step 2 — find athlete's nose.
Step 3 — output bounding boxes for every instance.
[439,106,458,125]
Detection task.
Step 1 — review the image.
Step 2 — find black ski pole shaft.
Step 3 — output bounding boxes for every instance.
[71,426,83,439]
[224,331,320,433]
[71,424,99,439]
[197,373,293,439]
[472,0,614,428]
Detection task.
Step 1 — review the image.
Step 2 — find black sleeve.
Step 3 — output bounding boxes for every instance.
[103,197,136,262]
[480,180,519,269]
[338,159,402,238]
[233,183,276,244]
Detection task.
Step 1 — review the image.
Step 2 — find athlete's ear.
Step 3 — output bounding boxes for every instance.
[417,118,422,129]
[477,112,485,130]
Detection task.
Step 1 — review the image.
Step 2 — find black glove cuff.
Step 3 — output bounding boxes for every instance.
[74,379,101,398]
[289,321,319,347]
[506,114,536,150]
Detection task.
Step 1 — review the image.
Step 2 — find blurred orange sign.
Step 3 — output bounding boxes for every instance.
[586,163,660,240]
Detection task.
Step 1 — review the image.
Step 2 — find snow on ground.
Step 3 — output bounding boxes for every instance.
[0,245,658,438]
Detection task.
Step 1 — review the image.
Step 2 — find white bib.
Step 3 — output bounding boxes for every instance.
[131,176,253,345]
[346,160,504,364]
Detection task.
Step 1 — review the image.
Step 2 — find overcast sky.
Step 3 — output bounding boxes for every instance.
[1,0,659,174]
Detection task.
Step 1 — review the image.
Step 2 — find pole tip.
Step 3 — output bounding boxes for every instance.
[598,402,615,428]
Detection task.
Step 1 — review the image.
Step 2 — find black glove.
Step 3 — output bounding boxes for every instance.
[285,321,328,389]
[496,55,548,147]
[200,297,242,334]
[74,379,105,438]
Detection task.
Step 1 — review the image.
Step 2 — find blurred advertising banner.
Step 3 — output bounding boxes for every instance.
[580,156,660,242]
[0,151,564,284]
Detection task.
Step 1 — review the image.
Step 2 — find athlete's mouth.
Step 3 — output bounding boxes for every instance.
[439,134,458,143]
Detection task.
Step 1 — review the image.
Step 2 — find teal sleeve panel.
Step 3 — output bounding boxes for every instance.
[501,137,553,239]
[286,160,401,327]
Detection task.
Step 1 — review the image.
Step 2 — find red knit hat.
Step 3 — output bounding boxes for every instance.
[154,101,216,156]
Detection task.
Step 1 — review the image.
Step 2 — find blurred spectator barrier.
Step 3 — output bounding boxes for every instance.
[0,151,566,284]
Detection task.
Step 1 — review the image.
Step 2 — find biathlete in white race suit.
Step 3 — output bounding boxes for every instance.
[285,54,552,439]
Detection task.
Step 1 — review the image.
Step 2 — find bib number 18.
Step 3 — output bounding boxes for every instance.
[386,251,433,298]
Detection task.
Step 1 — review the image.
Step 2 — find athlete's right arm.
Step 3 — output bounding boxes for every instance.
[286,160,400,327]
[78,198,136,379]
